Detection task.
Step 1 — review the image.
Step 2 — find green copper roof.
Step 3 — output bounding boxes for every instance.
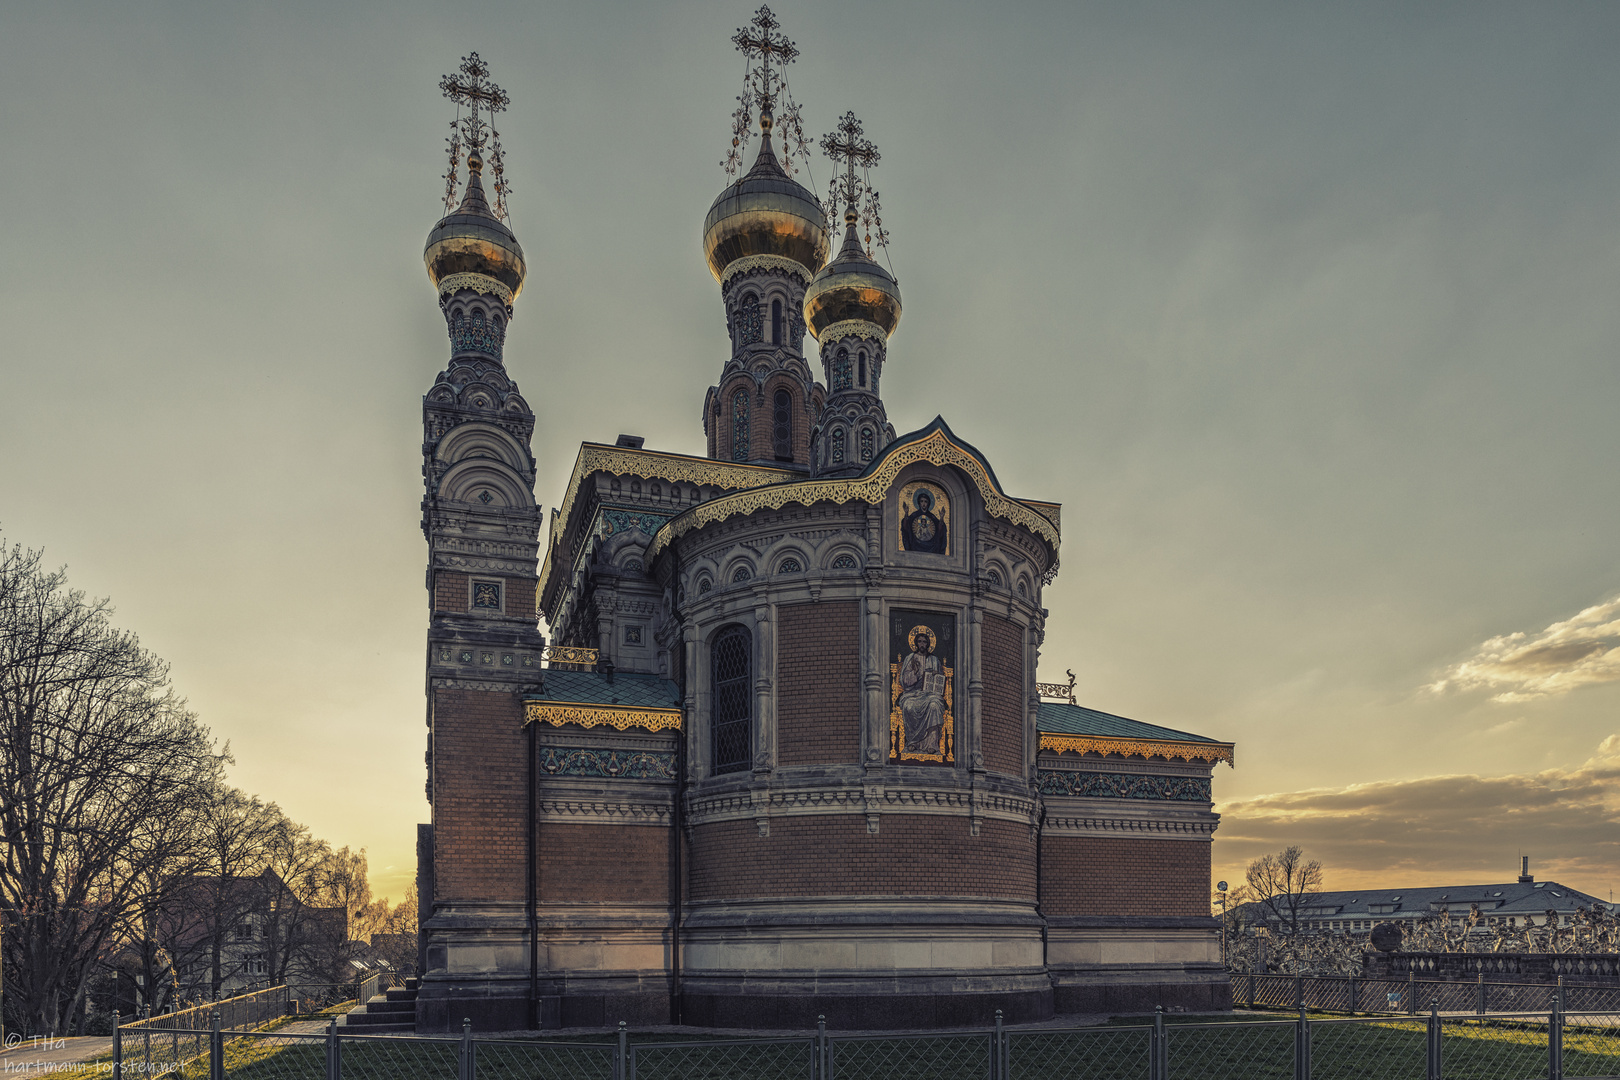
[525,670,680,710]
[1037,701,1218,744]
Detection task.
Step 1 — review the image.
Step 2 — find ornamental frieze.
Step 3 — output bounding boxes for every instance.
[1036,770,1212,802]
[538,747,676,780]
[524,701,682,733]
[1038,733,1234,765]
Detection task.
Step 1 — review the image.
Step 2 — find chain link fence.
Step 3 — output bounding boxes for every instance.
[114,1003,1620,1080]
[1238,972,1620,1017]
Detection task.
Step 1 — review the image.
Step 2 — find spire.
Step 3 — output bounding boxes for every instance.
[722,6,813,182]
[439,53,513,221]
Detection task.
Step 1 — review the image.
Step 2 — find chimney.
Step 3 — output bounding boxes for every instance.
[1518,856,1533,884]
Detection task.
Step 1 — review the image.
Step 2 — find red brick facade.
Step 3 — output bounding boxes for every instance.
[688,816,1035,901]
[537,823,672,904]
[430,688,526,902]
[981,616,1026,776]
[433,571,470,612]
[776,601,861,765]
[1039,836,1210,916]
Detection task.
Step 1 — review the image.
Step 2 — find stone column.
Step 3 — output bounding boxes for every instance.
[683,621,704,781]
[751,589,775,775]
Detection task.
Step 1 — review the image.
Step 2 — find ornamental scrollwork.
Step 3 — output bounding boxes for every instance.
[815,319,886,345]
[437,272,514,305]
[1036,769,1212,802]
[719,254,812,290]
[1039,733,1234,766]
[524,702,682,733]
[648,426,1063,558]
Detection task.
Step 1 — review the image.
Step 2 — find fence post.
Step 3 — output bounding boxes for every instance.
[112,1021,122,1080]
[1294,1005,1310,1080]
[210,1009,222,1080]
[1407,972,1416,1016]
[817,1014,827,1080]
[1347,976,1357,1015]
[1150,1006,1164,1080]
[1549,993,1563,1080]
[1247,972,1256,1010]
[615,1021,628,1080]
[993,1009,1004,1080]
[458,1019,473,1080]
[1294,975,1304,1010]
[325,1018,338,1080]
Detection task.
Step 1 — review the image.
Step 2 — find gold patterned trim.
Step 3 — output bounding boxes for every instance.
[721,254,812,288]
[540,645,598,667]
[541,445,797,603]
[1039,733,1234,766]
[813,319,887,345]
[649,427,1062,557]
[524,702,682,733]
[437,272,513,305]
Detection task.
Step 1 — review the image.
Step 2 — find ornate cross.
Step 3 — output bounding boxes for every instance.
[439,53,512,219]
[732,5,799,118]
[821,112,887,253]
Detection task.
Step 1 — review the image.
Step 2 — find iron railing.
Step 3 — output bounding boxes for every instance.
[1236,971,1620,1016]
[114,1003,1620,1080]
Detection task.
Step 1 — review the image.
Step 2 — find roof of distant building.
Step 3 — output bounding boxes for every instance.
[1255,881,1611,918]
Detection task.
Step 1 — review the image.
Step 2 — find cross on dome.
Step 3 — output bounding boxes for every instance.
[439,53,513,220]
[821,111,890,257]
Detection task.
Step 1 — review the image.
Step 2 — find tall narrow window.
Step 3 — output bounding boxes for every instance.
[772,388,793,461]
[834,348,852,391]
[831,427,845,465]
[860,427,874,461]
[732,390,750,461]
[858,351,867,387]
[771,299,783,345]
[711,626,752,774]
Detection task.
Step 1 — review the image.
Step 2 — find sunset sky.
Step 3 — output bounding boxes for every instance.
[2,1,1618,905]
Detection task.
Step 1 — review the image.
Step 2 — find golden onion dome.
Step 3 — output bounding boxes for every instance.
[803,213,901,338]
[424,151,527,301]
[702,128,830,282]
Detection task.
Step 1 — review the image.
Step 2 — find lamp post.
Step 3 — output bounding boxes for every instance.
[1217,881,1229,969]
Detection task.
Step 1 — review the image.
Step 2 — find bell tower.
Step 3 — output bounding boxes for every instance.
[700,6,830,469]
[417,53,546,1031]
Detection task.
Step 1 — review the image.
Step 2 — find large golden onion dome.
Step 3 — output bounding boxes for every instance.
[803,211,902,338]
[702,125,830,282]
[425,151,527,301]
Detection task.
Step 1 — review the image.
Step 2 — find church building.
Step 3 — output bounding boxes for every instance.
[414,16,1234,1032]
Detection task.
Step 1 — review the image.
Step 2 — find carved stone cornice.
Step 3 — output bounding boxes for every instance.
[720,254,813,290]
[813,318,887,345]
[1042,805,1220,842]
[536,799,673,827]
[685,783,1035,827]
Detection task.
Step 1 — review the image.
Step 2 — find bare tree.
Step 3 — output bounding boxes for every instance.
[1245,845,1325,937]
[257,816,333,985]
[317,847,374,948]
[0,540,221,1034]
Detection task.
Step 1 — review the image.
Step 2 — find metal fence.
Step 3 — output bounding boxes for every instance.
[1237,972,1620,1016]
[115,1004,1620,1080]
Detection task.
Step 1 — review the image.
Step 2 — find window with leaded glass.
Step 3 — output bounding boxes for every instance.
[831,427,845,464]
[860,428,874,461]
[732,391,749,461]
[834,348,852,390]
[772,389,793,460]
[711,626,752,774]
[858,351,867,386]
[771,299,783,344]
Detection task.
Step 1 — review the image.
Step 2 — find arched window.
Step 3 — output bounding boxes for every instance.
[858,351,867,387]
[834,348,852,391]
[711,626,753,775]
[778,557,802,573]
[860,428,874,461]
[732,565,752,583]
[772,388,793,461]
[736,293,763,346]
[831,427,845,465]
[831,553,858,570]
[986,568,1003,588]
[771,299,783,344]
[732,390,750,461]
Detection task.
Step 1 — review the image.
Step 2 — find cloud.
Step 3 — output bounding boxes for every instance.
[1214,736,1620,895]
[1427,596,1620,702]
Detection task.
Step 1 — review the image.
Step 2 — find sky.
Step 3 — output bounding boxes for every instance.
[1,1,1618,906]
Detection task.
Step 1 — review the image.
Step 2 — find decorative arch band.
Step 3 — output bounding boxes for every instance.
[438,272,514,306]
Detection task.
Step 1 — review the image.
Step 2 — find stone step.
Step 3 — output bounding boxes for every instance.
[362,997,415,1016]
[384,987,419,1003]
[344,1020,415,1033]
[405,978,419,992]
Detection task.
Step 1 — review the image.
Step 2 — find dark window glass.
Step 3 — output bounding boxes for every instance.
[711,626,752,774]
[732,390,749,461]
[771,299,783,344]
[858,351,867,386]
[773,388,793,460]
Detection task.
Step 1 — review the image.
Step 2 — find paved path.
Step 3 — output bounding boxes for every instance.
[0,1035,114,1069]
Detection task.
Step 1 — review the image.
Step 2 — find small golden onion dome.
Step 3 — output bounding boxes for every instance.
[702,129,830,282]
[424,151,527,300]
[803,213,901,338]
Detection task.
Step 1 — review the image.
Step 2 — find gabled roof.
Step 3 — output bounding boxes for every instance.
[648,417,1061,557]
[1037,701,1233,765]
[1265,881,1610,917]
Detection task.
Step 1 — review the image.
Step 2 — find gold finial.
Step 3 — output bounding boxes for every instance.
[440,53,511,219]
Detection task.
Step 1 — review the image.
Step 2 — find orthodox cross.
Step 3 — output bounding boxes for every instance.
[821,112,887,254]
[732,5,798,119]
[439,53,513,219]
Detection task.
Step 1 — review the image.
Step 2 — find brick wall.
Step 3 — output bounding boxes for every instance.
[505,577,536,619]
[431,688,525,902]
[981,616,1025,776]
[434,571,469,612]
[1039,836,1210,916]
[538,822,671,904]
[776,601,861,765]
[688,816,1034,901]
